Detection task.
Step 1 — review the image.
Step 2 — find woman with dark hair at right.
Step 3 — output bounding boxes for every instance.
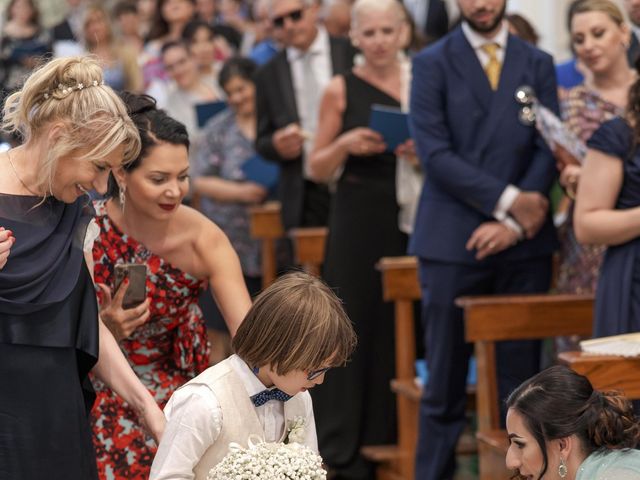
[506,365,640,479]
[573,56,640,338]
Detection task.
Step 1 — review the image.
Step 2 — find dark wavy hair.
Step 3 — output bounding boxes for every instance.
[507,365,640,480]
[107,92,189,197]
[218,56,257,90]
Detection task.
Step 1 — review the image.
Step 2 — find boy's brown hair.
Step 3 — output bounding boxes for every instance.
[232,271,357,375]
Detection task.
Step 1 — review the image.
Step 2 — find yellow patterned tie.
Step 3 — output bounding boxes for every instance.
[481,43,502,90]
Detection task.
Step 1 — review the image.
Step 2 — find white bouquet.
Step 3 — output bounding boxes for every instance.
[207,434,326,480]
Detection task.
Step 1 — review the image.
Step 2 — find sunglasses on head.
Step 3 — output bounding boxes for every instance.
[273,8,304,28]
[307,366,330,381]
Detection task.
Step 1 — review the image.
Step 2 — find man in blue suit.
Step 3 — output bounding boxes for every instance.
[408,0,559,478]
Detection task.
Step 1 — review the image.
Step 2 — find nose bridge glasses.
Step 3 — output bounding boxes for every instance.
[273,8,304,28]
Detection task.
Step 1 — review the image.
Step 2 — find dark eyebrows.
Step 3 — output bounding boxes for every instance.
[148,168,190,175]
[508,433,523,439]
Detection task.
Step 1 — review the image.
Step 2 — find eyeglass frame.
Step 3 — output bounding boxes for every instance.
[307,366,330,381]
[272,8,305,28]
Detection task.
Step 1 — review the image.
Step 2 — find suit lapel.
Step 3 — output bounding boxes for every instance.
[449,28,492,112]
[276,52,299,122]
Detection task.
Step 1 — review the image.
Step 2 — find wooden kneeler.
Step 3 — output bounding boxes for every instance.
[457,294,594,480]
[288,227,328,277]
[360,256,421,480]
[249,201,283,288]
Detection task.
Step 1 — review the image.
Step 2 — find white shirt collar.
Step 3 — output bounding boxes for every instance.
[287,26,329,62]
[461,20,509,52]
[228,354,272,397]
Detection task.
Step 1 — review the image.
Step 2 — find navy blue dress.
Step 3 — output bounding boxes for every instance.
[588,117,640,337]
[0,194,99,480]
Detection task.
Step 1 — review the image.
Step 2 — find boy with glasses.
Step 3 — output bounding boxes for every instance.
[149,272,357,479]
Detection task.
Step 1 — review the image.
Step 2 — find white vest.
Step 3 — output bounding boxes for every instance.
[187,361,310,480]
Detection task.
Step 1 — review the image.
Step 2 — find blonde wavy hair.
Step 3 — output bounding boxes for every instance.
[1,56,140,196]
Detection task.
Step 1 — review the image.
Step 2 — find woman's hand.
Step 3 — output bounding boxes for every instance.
[395,139,419,167]
[0,228,14,270]
[466,222,519,260]
[339,127,386,157]
[236,182,268,204]
[137,400,166,444]
[97,281,151,341]
[559,164,582,199]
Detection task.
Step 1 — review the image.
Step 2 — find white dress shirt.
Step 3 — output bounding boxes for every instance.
[461,21,523,238]
[150,355,318,479]
[287,26,332,178]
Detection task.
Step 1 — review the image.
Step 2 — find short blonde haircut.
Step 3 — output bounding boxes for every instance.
[570,0,625,27]
[2,56,140,196]
[351,0,404,29]
[233,272,357,375]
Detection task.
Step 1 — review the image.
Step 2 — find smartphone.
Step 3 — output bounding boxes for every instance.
[114,263,147,309]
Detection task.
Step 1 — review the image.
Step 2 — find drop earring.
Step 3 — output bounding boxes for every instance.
[558,457,568,478]
[119,184,126,212]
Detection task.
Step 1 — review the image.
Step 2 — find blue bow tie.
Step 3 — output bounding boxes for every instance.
[250,388,292,407]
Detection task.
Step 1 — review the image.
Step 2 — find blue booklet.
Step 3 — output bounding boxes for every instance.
[195,101,227,128]
[241,154,280,192]
[368,104,411,152]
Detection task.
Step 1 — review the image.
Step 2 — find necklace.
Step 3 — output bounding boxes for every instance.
[6,150,40,196]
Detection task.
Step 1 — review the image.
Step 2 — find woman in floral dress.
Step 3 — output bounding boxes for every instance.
[555,1,635,295]
[91,92,251,480]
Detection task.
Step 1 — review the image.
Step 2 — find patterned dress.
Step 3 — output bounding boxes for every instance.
[556,85,623,294]
[90,200,209,480]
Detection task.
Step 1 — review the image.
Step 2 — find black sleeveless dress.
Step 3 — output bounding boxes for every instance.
[0,194,99,480]
[311,73,408,479]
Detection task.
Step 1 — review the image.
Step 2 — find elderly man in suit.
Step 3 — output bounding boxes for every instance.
[254,0,355,230]
[408,0,559,478]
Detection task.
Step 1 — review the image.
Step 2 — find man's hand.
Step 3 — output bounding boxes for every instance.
[509,191,548,239]
[273,124,305,160]
[466,222,519,260]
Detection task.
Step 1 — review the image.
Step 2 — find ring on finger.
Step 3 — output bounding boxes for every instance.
[488,241,496,249]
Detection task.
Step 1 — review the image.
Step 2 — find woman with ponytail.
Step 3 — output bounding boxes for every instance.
[505,365,640,479]
[90,92,251,480]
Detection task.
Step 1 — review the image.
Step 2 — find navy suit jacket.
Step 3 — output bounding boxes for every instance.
[408,27,559,264]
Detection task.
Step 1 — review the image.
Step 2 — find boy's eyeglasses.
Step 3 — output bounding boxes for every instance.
[273,9,304,28]
[307,367,330,381]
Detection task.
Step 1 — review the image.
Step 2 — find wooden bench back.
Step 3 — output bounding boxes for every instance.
[458,294,593,431]
[288,227,328,277]
[249,201,284,288]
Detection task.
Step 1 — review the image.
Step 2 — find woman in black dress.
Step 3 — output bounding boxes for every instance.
[0,56,165,480]
[308,0,417,478]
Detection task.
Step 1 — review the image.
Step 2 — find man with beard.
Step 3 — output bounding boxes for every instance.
[408,0,559,478]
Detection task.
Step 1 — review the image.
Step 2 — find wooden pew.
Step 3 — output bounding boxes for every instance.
[361,256,421,480]
[288,227,328,276]
[249,201,283,288]
[457,294,594,480]
[559,351,640,399]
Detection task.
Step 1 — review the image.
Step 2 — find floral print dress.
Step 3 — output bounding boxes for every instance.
[90,200,209,480]
[556,85,623,294]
